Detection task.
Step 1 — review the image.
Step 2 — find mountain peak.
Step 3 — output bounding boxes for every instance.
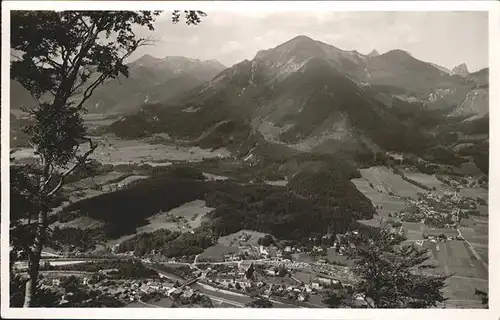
[452,63,469,76]
[204,59,226,69]
[132,54,159,65]
[386,49,412,57]
[368,49,380,57]
[288,35,316,44]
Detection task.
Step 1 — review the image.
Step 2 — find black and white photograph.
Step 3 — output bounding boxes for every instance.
[2,1,498,318]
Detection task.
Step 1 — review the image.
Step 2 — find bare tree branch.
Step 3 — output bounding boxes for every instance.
[47,138,97,197]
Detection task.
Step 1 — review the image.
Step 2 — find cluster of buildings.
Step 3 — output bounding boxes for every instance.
[203,266,334,303]
[86,277,205,304]
[396,191,479,228]
[198,252,356,304]
[41,272,203,306]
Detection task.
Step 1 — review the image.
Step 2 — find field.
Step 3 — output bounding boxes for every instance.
[198,244,239,262]
[402,171,451,194]
[101,175,149,192]
[356,166,424,198]
[12,132,231,167]
[217,230,269,248]
[351,177,406,226]
[458,187,488,202]
[422,240,488,307]
[125,297,174,308]
[198,229,270,262]
[107,200,214,247]
[51,216,104,230]
[82,135,231,166]
[352,165,489,308]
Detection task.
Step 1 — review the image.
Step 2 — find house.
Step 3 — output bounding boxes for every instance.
[167,288,182,297]
[52,279,61,286]
[139,284,149,293]
[265,269,276,276]
[259,245,269,256]
[317,277,334,286]
[182,290,195,299]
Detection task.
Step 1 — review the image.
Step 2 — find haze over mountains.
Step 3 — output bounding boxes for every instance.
[10,55,226,115]
[102,35,488,163]
[11,35,489,164]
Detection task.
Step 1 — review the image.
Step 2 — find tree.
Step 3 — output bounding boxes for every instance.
[475,289,488,306]
[258,234,274,246]
[10,10,206,307]
[277,266,288,277]
[246,295,273,308]
[324,228,448,308]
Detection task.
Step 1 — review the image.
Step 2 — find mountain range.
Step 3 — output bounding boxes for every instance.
[108,35,489,161]
[10,55,226,115]
[11,35,489,164]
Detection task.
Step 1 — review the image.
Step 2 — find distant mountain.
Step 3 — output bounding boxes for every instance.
[428,62,452,75]
[10,80,37,111]
[470,68,489,86]
[86,55,226,114]
[10,56,226,115]
[367,49,380,57]
[452,63,470,77]
[110,35,445,155]
[109,36,489,157]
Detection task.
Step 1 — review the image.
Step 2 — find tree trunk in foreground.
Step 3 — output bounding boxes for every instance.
[23,206,48,307]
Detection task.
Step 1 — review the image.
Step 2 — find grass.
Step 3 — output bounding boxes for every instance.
[358,166,424,198]
[443,275,488,307]
[85,135,230,166]
[139,199,214,233]
[429,241,486,279]
[402,171,450,193]
[217,230,269,248]
[106,200,214,247]
[198,244,239,262]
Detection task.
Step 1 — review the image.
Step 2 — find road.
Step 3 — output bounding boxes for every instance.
[18,270,93,276]
[203,294,245,307]
[18,255,321,308]
[152,267,300,308]
[136,300,162,308]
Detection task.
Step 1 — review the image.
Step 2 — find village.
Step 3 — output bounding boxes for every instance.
[28,227,369,308]
[392,190,483,231]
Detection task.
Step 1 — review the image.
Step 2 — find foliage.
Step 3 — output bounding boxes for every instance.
[192,294,214,308]
[50,226,104,252]
[324,228,448,308]
[246,295,273,308]
[10,273,61,307]
[50,259,158,279]
[10,9,207,307]
[60,168,206,238]
[475,289,488,306]
[117,228,181,256]
[160,231,214,257]
[257,234,275,246]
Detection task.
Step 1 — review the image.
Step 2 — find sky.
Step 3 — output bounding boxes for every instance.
[131,11,488,72]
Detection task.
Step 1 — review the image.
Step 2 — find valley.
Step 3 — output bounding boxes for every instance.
[10,32,489,309]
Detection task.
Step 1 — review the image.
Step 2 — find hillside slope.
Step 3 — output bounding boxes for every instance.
[10,55,226,115]
[108,35,488,161]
